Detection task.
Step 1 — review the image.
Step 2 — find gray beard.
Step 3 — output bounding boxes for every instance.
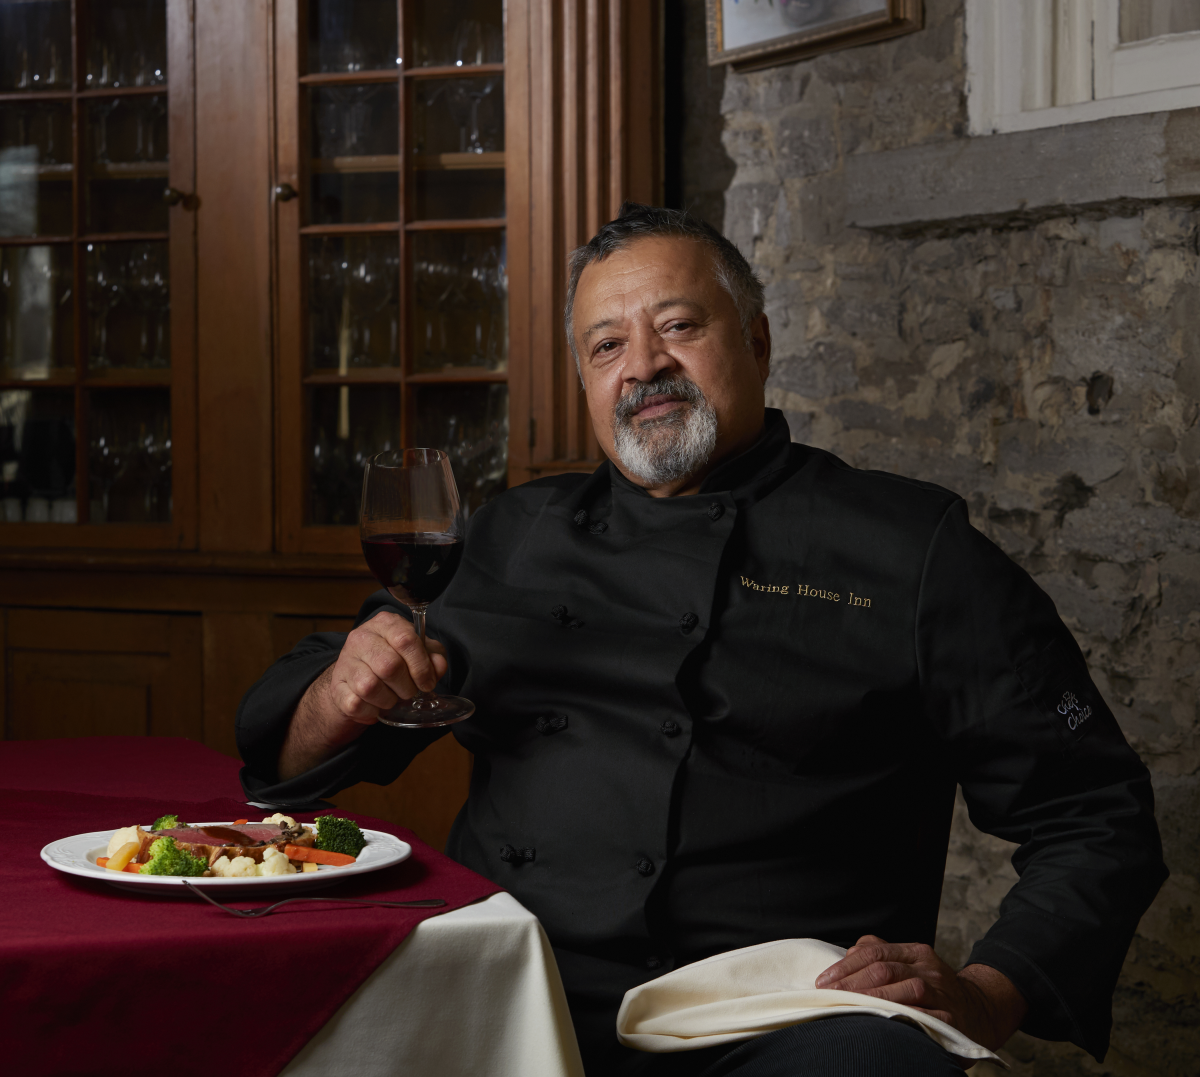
[612,375,719,486]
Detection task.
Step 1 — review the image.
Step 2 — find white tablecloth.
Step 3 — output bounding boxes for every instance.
[282,892,586,1077]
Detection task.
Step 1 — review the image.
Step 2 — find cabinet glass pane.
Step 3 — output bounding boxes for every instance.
[0,102,73,236]
[306,234,399,372]
[0,0,72,93]
[308,84,399,225]
[308,384,399,524]
[85,0,168,89]
[88,387,171,522]
[85,95,170,233]
[410,0,503,67]
[307,0,399,74]
[0,388,76,523]
[85,241,170,371]
[413,382,507,515]
[411,77,503,220]
[412,230,506,373]
[1,245,74,379]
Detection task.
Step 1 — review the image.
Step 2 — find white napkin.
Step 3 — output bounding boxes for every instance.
[616,938,1004,1064]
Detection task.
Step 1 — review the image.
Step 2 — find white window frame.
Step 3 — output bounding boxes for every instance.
[966,0,1200,135]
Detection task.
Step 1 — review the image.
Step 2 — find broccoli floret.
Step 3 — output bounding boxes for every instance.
[139,837,208,877]
[315,816,366,858]
[151,814,186,831]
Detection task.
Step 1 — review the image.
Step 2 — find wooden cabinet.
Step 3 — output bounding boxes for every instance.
[3,607,202,741]
[0,0,661,851]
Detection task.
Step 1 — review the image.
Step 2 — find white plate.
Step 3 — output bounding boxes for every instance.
[41,823,411,896]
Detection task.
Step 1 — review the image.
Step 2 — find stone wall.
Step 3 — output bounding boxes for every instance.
[678,1,1199,1073]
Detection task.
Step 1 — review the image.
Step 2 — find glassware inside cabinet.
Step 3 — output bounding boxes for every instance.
[0,245,74,380]
[0,388,76,523]
[0,0,72,93]
[85,241,170,372]
[412,230,506,373]
[85,0,168,89]
[413,382,507,517]
[409,0,504,68]
[308,83,400,225]
[87,387,171,522]
[0,102,74,236]
[306,234,399,371]
[411,77,504,220]
[306,0,399,74]
[309,384,399,525]
[85,95,170,233]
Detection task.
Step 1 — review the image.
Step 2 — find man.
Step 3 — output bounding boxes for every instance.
[239,204,1166,1075]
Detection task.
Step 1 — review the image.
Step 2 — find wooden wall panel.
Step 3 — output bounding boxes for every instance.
[4,609,203,742]
[202,612,276,758]
[195,0,274,552]
[509,0,664,484]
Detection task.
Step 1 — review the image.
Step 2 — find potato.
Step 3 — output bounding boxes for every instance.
[106,841,140,872]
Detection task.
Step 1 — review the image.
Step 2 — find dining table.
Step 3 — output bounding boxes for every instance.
[1,735,586,1077]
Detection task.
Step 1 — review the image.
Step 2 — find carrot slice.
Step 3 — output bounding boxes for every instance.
[283,843,355,867]
[97,857,109,867]
[233,819,249,825]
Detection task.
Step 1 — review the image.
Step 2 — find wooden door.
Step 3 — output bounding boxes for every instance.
[3,607,202,741]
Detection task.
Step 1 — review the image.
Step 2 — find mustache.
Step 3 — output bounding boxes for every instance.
[613,375,706,425]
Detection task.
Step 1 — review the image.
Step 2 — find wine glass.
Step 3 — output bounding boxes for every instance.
[360,448,474,727]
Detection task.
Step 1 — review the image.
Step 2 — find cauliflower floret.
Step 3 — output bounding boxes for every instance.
[107,826,141,858]
[261,813,298,828]
[210,855,258,878]
[257,846,297,876]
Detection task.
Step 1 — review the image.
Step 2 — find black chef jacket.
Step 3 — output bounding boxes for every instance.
[238,409,1166,1065]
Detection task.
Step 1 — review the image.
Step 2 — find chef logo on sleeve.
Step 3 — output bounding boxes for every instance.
[1057,690,1092,732]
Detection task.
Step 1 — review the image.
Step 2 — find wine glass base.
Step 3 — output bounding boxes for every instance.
[377,694,475,729]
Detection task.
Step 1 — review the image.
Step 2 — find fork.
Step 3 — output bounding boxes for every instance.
[182,879,446,918]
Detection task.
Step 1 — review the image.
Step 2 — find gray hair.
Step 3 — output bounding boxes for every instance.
[564,202,765,365]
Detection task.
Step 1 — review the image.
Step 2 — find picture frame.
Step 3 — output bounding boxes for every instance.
[706,0,923,72]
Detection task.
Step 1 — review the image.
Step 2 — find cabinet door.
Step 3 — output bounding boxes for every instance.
[276,0,509,554]
[3,607,202,740]
[0,0,197,550]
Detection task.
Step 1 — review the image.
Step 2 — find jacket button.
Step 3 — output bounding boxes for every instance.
[679,612,699,634]
[636,857,656,877]
[659,720,681,737]
[645,955,663,969]
[707,503,724,521]
[536,715,568,735]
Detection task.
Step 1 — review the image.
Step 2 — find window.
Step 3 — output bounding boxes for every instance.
[966,0,1200,135]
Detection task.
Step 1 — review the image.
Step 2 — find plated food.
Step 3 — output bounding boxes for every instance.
[99,813,367,878]
[41,815,413,893]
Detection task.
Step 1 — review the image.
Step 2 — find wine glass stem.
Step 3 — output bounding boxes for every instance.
[411,603,428,645]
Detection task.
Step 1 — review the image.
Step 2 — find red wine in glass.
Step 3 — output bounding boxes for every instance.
[360,449,474,727]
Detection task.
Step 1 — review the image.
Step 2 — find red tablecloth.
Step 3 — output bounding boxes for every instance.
[0,739,502,1077]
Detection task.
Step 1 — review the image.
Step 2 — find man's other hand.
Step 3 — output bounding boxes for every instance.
[814,935,1028,1053]
[278,612,448,780]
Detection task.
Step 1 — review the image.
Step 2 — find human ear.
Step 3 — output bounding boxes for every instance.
[751,313,771,383]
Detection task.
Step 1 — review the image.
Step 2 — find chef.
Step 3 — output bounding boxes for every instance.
[238,204,1166,1075]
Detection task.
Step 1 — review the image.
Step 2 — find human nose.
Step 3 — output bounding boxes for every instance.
[622,323,677,384]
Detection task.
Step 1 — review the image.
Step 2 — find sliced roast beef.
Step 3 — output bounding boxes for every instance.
[137,822,314,866]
